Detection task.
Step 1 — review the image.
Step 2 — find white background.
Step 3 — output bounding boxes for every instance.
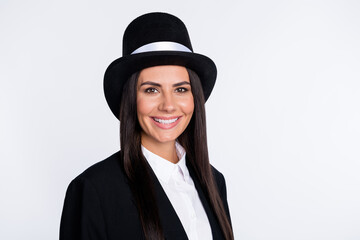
[1,0,360,239]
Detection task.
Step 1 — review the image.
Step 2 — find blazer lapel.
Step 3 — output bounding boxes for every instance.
[149,168,189,240]
[186,161,225,240]
[147,159,225,240]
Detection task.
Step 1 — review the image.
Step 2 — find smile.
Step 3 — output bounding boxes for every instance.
[151,116,182,129]
[153,117,179,124]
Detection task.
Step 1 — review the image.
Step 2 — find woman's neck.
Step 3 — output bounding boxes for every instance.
[141,135,178,164]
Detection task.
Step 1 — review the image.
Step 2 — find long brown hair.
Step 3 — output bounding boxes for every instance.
[119,68,233,240]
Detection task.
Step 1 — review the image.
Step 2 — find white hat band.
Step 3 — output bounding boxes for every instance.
[131,41,192,54]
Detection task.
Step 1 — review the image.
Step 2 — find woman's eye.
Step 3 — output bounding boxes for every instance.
[145,88,159,93]
[175,87,188,93]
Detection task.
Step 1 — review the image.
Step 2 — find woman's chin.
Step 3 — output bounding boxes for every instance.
[146,133,179,145]
[155,136,178,144]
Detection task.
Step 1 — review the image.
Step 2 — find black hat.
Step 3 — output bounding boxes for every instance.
[104,12,217,119]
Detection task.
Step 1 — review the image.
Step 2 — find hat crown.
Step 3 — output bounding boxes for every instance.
[122,12,193,56]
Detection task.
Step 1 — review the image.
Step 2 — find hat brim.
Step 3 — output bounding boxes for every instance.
[103,51,217,119]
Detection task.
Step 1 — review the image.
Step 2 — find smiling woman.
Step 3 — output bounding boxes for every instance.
[60,12,233,240]
[137,66,194,163]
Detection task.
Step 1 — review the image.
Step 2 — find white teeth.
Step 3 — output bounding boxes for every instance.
[154,117,179,124]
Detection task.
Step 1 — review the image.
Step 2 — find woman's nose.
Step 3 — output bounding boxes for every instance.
[159,93,176,112]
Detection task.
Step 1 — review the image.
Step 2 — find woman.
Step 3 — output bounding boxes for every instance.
[60,12,233,240]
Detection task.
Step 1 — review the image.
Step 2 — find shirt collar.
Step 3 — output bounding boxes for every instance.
[141,142,189,184]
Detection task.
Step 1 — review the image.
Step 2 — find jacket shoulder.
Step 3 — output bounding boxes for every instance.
[67,150,131,206]
[61,151,143,239]
[210,165,226,189]
[210,165,232,224]
[73,151,125,185]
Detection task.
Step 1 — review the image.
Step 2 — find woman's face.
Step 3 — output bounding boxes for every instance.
[137,65,194,146]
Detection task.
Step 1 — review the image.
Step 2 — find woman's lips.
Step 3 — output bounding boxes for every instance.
[151,116,182,129]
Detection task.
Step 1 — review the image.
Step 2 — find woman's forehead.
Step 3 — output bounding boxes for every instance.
[138,65,190,84]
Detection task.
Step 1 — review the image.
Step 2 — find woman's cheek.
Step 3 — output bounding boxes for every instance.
[179,96,194,115]
[137,95,152,114]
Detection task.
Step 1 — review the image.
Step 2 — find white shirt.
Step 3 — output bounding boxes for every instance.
[141,142,213,240]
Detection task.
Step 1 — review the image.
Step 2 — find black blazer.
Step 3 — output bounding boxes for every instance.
[60,151,231,240]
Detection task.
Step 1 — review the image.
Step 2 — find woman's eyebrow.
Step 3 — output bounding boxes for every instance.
[173,81,190,87]
[140,81,161,87]
[140,81,190,87]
